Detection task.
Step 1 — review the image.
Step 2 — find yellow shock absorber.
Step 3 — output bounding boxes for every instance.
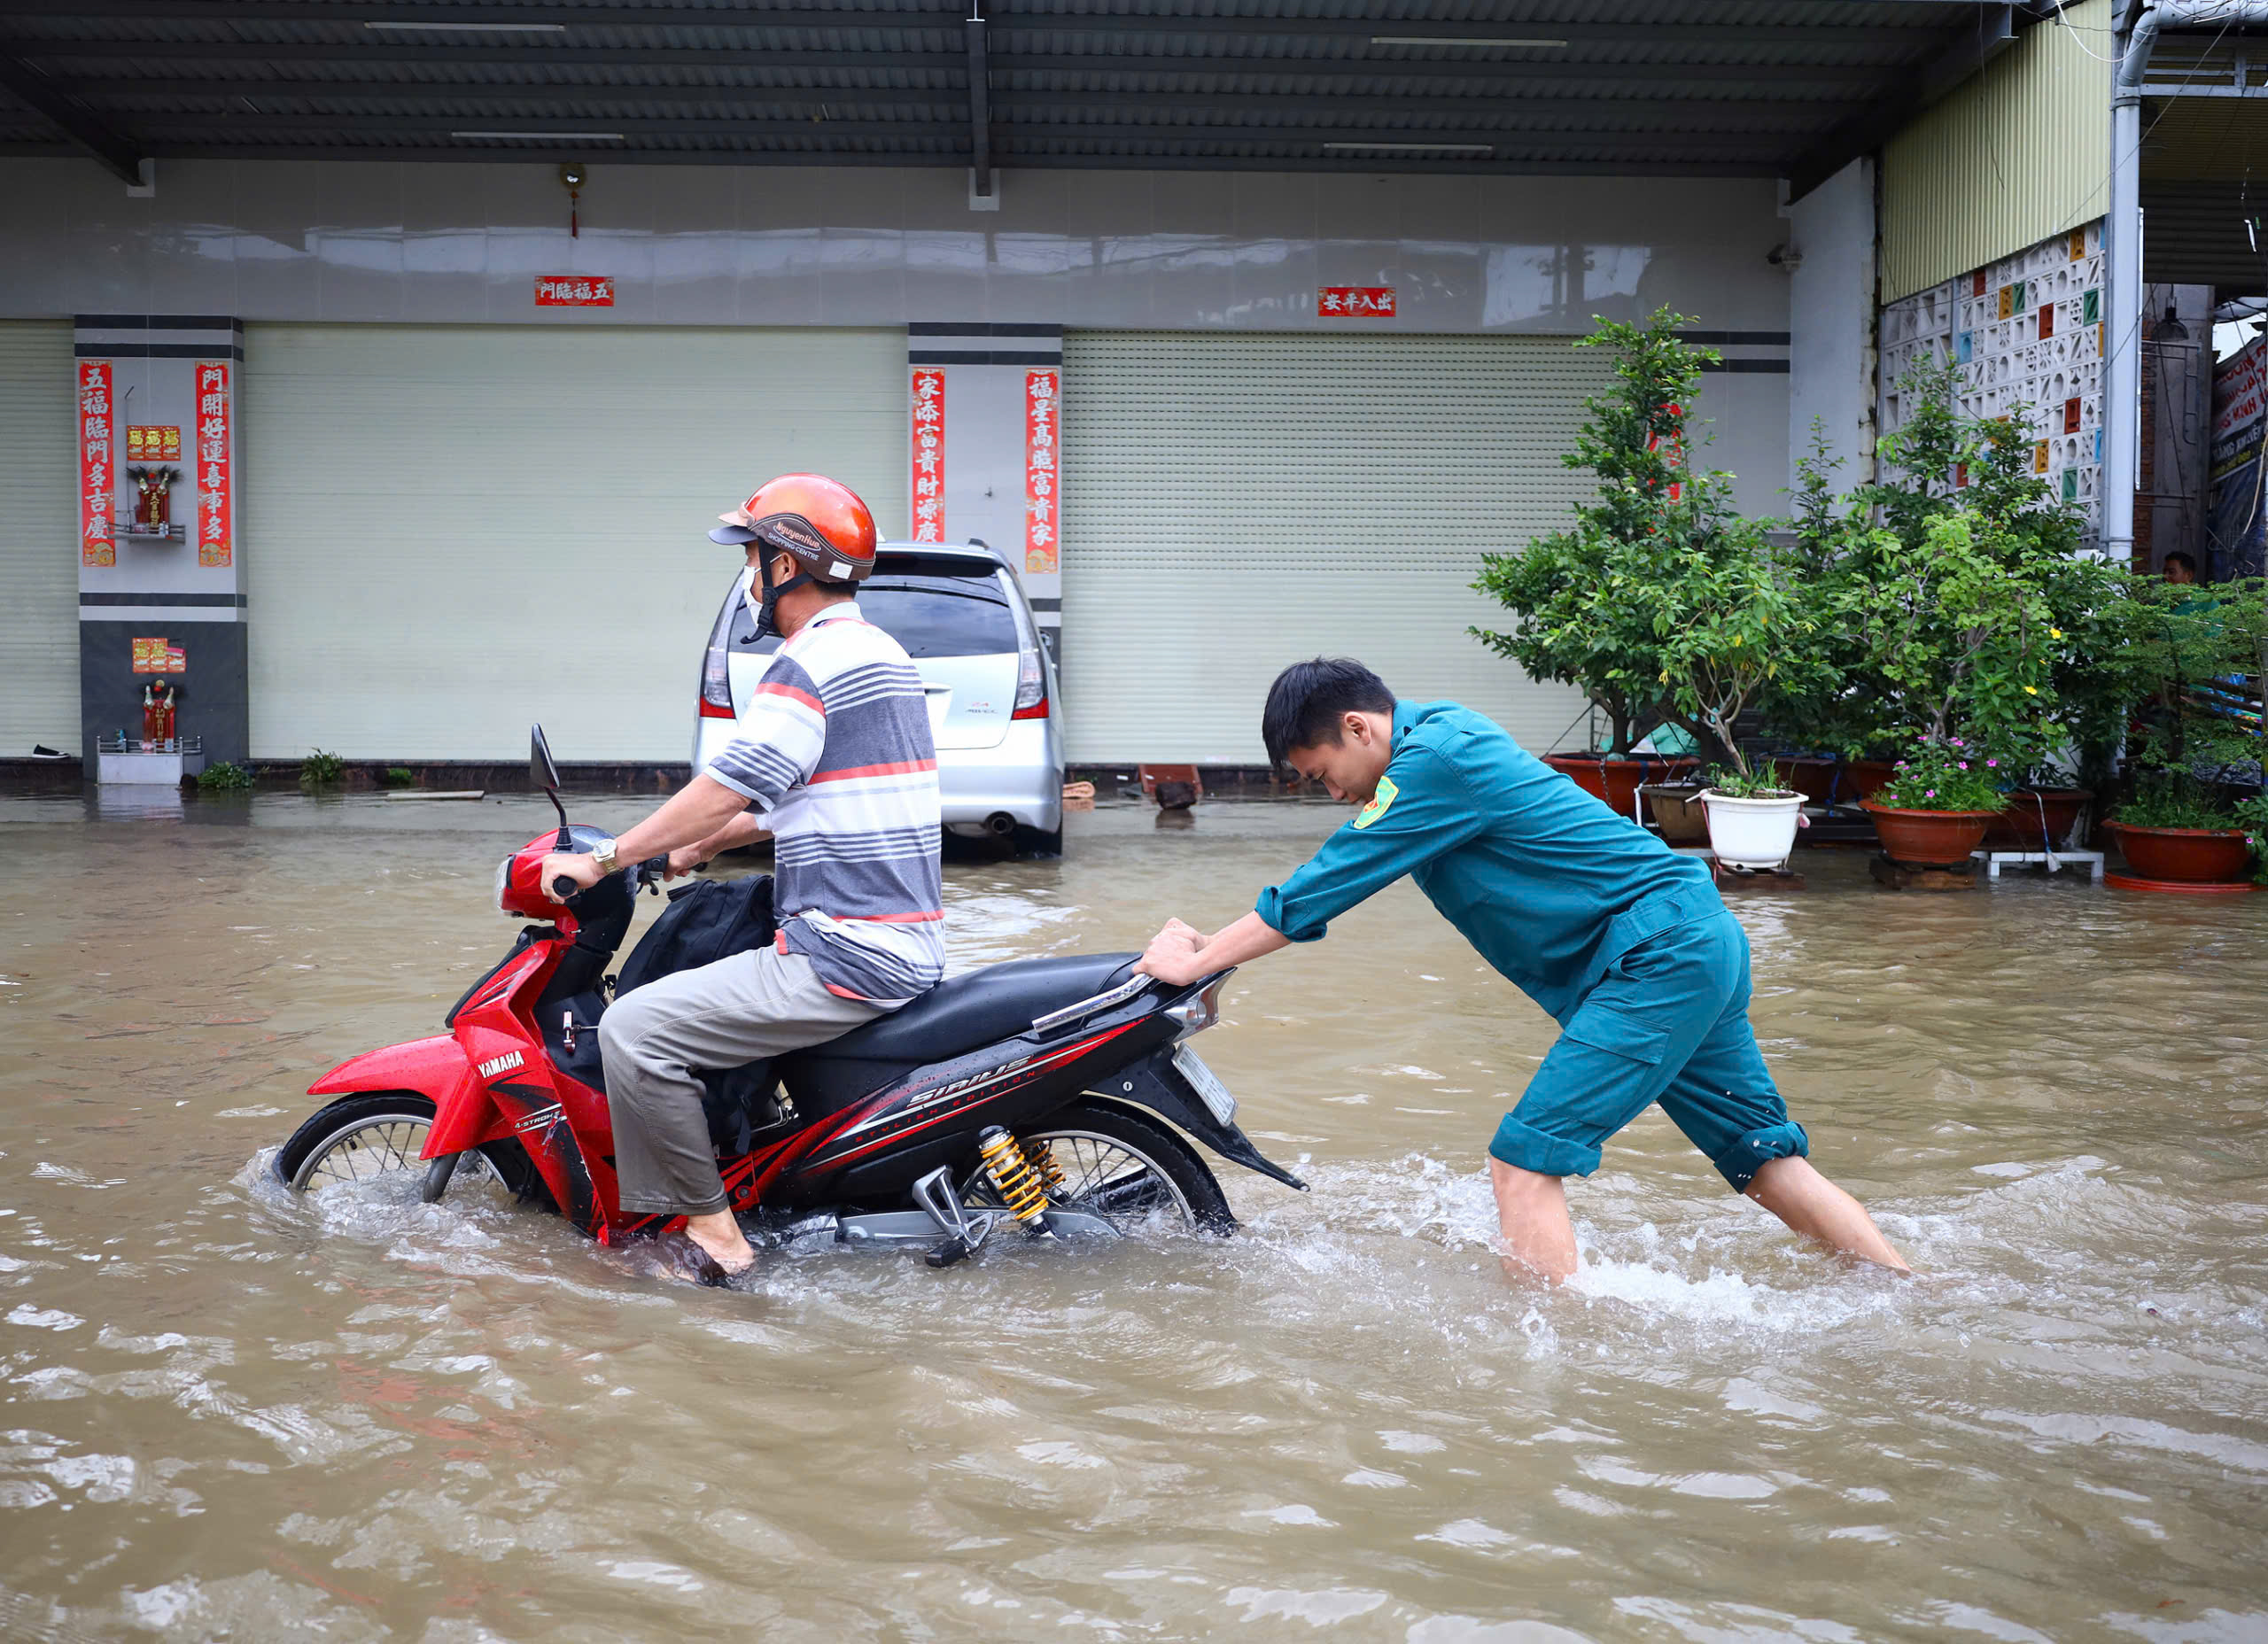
[1021,1136,1066,1198]
[977,1126,1049,1227]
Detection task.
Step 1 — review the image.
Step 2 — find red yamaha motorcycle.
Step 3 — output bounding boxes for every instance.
[275,727,1301,1268]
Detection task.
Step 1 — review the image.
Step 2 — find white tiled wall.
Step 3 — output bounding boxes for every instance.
[1878,220,2106,529]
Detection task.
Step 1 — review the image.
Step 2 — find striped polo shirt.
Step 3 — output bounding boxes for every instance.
[704,602,944,1004]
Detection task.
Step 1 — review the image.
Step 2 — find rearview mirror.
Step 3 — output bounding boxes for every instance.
[530,725,569,837]
[530,724,563,793]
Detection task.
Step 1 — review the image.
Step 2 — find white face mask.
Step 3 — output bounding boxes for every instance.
[739,562,760,618]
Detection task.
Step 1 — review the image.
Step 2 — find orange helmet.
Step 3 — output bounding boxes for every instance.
[710,473,878,585]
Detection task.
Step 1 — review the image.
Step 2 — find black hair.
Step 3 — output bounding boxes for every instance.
[2163,551,2197,571]
[1262,657,1396,768]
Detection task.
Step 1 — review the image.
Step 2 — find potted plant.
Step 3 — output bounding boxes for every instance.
[1863,738,2009,865]
[1634,515,1833,869]
[1472,308,1720,810]
[2104,779,2256,882]
[2099,575,2268,885]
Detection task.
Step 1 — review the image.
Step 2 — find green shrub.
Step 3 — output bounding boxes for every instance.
[197,761,252,792]
[1875,738,2008,812]
[299,748,346,791]
[2116,777,2240,831]
[383,766,416,787]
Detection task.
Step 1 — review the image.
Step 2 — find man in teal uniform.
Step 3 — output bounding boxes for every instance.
[1136,659,1907,1284]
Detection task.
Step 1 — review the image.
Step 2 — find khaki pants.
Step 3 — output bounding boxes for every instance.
[598,947,888,1217]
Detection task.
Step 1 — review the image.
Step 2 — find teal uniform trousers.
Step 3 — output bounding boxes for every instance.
[1256,700,1807,1190]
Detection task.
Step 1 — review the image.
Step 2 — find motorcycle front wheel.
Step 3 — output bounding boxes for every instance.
[275,1094,542,1202]
[961,1097,1235,1237]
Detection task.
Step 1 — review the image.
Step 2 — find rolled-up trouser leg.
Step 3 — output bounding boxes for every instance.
[598,947,888,1217]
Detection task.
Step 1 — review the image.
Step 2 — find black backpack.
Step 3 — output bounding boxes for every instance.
[615,873,778,998]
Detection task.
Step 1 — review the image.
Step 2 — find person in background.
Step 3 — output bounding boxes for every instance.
[2163,551,2198,585]
[1134,658,1908,1287]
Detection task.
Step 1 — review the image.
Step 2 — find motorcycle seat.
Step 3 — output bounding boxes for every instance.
[804,951,1142,1066]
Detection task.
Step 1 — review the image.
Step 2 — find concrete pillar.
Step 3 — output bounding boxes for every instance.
[74,314,247,772]
[1783,157,1878,490]
[905,322,1063,663]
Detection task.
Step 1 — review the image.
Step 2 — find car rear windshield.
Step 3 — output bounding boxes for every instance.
[729,559,1016,659]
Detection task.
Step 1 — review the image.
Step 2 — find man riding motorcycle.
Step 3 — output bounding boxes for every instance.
[541,473,944,1280]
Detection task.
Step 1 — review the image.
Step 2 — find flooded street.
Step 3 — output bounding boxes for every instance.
[4,788,2267,1641]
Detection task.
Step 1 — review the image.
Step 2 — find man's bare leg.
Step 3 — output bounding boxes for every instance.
[1488,1159,1578,1285]
[684,1208,757,1274]
[1744,1156,1909,1273]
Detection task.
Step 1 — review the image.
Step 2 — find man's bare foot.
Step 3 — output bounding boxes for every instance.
[684,1208,757,1276]
[1487,1159,1577,1285]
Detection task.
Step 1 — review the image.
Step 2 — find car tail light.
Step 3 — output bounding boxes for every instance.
[1005,571,1049,720]
[698,581,738,719]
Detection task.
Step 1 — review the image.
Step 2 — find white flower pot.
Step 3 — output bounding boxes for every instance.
[1700,789,1805,871]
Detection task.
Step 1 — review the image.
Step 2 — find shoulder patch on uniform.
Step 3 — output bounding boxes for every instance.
[1352,774,1398,830]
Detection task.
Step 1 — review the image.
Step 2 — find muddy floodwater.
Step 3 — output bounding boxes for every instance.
[4,788,2267,1641]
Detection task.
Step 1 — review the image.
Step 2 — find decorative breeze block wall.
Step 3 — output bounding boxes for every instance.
[1877,219,2105,539]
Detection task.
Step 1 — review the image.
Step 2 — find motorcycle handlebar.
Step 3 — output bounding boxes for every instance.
[552,857,672,903]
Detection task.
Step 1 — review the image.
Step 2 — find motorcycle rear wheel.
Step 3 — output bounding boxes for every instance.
[962,1097,1235,1237]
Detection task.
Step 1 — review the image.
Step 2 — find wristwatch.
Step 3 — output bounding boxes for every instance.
[590,835,619,874]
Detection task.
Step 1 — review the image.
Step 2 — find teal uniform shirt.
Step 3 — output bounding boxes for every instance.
[1255,699,1718,1025]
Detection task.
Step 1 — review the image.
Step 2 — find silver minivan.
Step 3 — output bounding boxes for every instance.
[692,541,1066,853]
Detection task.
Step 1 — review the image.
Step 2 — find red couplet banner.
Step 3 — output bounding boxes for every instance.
[910,369,945,542]
[195,361,232,569]
[1024,369,1060,574]
[535,276,615,306]
[1317,285,1396,318]
[79,361,114,567]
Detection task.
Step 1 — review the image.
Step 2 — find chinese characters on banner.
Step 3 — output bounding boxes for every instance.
[195,361,232,569]
[79,361,114,567]
[126,425,181,461]
[910,368,945,542]
[1024,369,1060,574]
[1317,286,1396,318]
[534,276,616,307]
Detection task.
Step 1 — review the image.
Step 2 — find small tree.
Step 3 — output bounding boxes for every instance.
[2104,574,2268,820]
[1472,308,1727,755]
[1852,510,2057,765]
[1645,516,1836,787]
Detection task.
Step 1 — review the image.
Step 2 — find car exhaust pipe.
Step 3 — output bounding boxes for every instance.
[984,812,1016,837]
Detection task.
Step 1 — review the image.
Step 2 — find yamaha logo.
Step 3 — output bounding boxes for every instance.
[478,1051,525,1080]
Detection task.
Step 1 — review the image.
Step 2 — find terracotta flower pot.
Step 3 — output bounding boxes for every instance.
[2102,821,2253,883]
[1861,803,1999,867]
[1640,782,1710,843]
[1838,760,1900,805]
[1767,756,1837,806]
[1981,787,2092,850]
[1544,754,1700,821]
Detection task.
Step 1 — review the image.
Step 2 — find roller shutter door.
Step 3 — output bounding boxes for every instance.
[0,322,78,756]
[1060,331,1609,764]
[244,325,905,761]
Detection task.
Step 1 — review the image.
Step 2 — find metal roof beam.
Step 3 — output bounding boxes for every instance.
[14,39,964,69]
[0,48,144,182]
[1001,58,1897,85]
[75,80,1843,125]
[1784,2,2016,198]
[0,136,1773,177]
[0,1,1993,38]
[967,3,992,200]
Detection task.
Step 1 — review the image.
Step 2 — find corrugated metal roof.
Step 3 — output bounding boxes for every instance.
[0,0,2034,182]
